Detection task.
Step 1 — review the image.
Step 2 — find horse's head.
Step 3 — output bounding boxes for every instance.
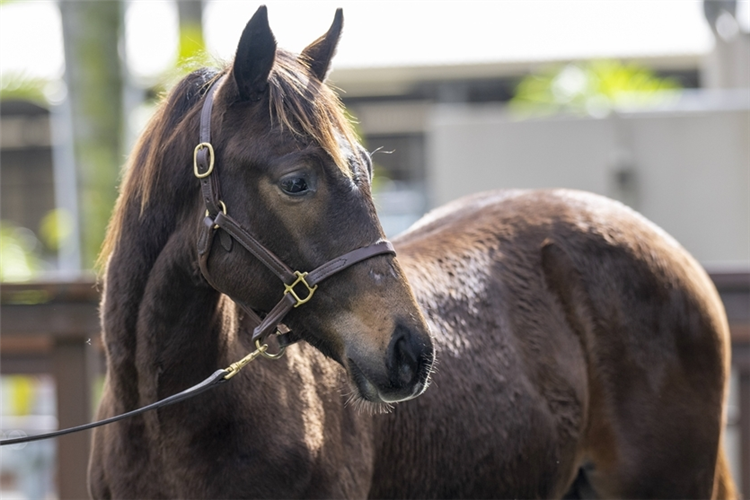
[190,7,433,405]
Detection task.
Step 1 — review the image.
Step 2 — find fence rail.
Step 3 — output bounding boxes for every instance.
[1,274,749,499]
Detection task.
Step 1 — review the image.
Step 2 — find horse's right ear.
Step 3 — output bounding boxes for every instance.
[232,6,277,101]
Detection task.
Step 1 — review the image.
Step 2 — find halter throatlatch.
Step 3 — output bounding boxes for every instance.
[194,75,396,367]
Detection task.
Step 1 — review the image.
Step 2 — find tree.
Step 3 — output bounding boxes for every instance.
[59,0,123,268]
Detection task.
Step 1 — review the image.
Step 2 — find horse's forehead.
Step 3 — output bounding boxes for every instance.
[257,127,357,177]
[223,129,355,182]
[335,131,357,173]
[218,98,356,177]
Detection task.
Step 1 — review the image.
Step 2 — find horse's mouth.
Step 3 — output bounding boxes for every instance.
[346,357,429,405]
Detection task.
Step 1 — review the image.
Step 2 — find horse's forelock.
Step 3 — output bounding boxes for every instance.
[267,49,358,178]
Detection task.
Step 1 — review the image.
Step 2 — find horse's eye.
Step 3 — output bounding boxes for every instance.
[280,175,310,196]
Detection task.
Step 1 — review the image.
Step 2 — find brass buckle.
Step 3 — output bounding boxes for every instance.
[284,271,318,308]
[193,142,215,179]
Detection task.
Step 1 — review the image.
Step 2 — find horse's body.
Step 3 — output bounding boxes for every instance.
[89,8,736,499]
[374,189,735,499]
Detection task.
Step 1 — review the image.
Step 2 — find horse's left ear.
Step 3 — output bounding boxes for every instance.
[233,6,277,101]
[300,9,343,82]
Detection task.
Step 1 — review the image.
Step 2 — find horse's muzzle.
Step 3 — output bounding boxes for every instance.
[347,322,434,404]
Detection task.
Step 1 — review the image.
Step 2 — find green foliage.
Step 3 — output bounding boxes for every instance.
[0,221,43,282]
[0,72,49,105]
[178,22,207,66]
[39,208,75,252]
[149,20,215,105]
[510,60,681,118]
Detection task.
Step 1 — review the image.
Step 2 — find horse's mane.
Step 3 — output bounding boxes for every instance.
[99,49,358,268]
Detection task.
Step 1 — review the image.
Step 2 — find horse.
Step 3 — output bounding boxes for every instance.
[89,7,737,499]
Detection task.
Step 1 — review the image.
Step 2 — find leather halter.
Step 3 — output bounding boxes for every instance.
[0,74,397,447]
[194,75,395,347]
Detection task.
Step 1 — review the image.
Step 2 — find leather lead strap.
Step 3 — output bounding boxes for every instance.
[0,369,230,446]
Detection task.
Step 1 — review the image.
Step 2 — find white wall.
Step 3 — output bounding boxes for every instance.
[428,101,750,268]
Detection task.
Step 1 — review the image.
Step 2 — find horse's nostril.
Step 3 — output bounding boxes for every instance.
[388,325,422,389]
[396,338,416,385]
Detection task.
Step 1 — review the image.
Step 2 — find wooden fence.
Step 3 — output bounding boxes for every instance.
[2,281,102,499]
[1,274,749,499]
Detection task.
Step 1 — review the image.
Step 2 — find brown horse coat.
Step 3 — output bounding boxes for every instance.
[90,187,736,498]
[88,7,736,499]
[376,189,735,499]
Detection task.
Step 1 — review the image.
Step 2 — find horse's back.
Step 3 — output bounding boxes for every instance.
[375,189,732,499]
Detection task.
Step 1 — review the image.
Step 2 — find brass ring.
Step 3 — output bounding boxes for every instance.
[205,200,227,217]
[256,338,286,360]
[205,201,227,229]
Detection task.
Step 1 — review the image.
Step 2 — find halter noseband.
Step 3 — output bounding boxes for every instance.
[194,75,395,348]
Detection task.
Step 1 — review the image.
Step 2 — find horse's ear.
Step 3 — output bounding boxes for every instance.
[300,9,343,82]
[233,6,277,101]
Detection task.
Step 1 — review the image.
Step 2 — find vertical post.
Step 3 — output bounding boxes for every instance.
[53,338,92,500]
[50,97,82,278]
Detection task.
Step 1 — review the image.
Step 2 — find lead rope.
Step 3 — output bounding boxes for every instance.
[0,338,282,446]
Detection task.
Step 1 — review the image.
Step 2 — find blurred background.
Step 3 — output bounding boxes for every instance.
[0,1,748,498]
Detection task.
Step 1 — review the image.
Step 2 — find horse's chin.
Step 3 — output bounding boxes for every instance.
[344,366,395,415]
[345,390,395,415]
[347,358,382,400]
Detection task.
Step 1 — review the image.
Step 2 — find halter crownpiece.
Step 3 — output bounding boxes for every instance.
[194,74,396,348]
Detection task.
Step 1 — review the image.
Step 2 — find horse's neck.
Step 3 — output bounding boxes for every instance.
[102,218,231,409]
